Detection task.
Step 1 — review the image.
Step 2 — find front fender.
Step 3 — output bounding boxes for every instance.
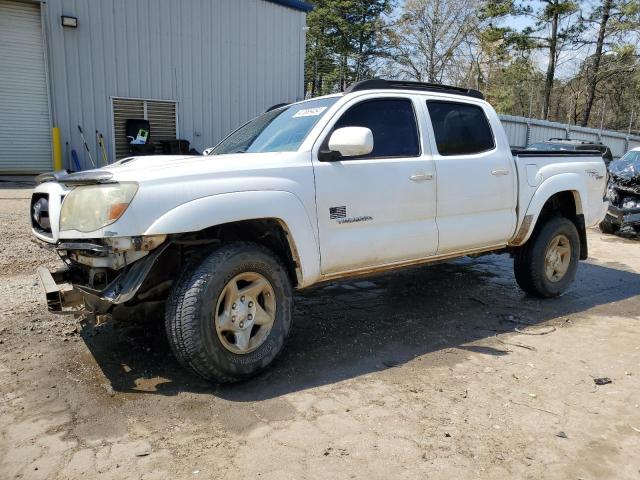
[512,173,587,246]
[144,190,321,287]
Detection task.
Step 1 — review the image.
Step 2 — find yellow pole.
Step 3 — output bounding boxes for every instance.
[52,127,63,171]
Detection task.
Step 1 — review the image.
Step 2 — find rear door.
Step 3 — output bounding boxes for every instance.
[425,99,516,254]
[312,95,438,275]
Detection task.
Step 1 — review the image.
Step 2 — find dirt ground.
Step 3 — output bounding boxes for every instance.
[1,182,639,480]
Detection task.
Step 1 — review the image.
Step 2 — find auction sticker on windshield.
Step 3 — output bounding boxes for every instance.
[293,107,328,118]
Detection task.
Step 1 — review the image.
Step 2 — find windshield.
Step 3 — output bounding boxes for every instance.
[609,150,640,181]
[210,97,339,155]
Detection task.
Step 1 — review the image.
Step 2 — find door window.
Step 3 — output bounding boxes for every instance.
[331,98,420,159]
[426,101,495,156]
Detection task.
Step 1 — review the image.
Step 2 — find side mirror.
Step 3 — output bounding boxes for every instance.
[203,147,214,156]
[327,127,374,158]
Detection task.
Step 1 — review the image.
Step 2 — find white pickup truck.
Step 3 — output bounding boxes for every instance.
[32,79,608,383]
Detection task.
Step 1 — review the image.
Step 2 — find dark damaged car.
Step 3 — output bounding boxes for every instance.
[600,147,640,236]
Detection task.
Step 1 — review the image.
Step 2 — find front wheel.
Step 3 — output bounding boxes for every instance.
[514,217,580,298]
[165,242,293,383]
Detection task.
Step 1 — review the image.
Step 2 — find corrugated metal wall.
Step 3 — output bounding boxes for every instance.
[499,114,640,158]
[42,0,306,170]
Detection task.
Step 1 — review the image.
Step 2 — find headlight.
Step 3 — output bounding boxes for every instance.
[60,183,138,232]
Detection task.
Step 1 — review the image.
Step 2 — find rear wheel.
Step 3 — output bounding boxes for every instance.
[514,217,580,298]
[165,242,293,383]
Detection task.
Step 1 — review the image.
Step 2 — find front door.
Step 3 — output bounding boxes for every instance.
[312,96,439,275]
[425,100,516,254]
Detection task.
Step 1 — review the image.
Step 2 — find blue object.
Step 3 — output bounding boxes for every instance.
[71,149,82,171]
[266,0,313,12]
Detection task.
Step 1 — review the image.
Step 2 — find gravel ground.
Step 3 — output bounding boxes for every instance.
[1,182,639,480]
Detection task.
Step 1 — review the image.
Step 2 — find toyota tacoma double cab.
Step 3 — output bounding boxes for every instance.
[31,79,608,383]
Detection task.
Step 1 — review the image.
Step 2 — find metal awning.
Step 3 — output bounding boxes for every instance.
[265,0,313,12]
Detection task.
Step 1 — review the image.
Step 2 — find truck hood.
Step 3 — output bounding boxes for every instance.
[109,154,201,170]
[30,150,315,242]
[609,154,640,196]
[100,153,297,183]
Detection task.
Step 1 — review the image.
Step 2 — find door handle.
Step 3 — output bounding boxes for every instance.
[491,169,509,176]
[410,173,434,182]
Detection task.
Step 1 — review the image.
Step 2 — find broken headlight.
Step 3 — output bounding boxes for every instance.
[60,183,138,232]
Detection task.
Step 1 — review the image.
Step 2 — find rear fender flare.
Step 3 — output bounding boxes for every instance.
[511,173,587,246]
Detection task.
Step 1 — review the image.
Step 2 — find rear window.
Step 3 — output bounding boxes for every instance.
[427,101,495,156]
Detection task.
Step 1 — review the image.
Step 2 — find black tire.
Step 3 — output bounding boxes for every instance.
[165,242,293,383]
[514,216,580,298]
[599,216,618,234]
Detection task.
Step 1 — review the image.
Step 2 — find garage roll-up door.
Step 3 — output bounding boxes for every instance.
[0,0,51,174]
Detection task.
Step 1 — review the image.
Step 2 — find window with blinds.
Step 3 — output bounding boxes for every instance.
[111,98,177,160]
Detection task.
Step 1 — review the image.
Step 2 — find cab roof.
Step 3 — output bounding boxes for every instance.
[344,79,484,100]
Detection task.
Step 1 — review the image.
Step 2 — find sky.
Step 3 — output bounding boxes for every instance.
[390,0,607,79]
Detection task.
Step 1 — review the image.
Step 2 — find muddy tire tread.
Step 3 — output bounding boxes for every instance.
[514,216,580,298]
[165,242,291,383]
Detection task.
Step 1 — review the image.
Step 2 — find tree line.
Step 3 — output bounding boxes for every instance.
[304,0,640,133]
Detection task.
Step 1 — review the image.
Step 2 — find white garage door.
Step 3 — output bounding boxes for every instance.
[0,0,51,174]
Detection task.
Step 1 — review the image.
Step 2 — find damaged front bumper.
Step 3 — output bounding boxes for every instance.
[37,241,171,315]
[604,204,640,228]
[37,266,84,314]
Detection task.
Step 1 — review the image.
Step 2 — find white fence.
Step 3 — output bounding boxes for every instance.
[499,114,640,158]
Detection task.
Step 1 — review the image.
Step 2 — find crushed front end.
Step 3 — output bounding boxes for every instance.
[603,151,640,236]
[31,171,170,318]
[36,236,169,316]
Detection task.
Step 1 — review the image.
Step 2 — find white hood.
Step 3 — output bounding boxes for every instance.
[101,153,297,183]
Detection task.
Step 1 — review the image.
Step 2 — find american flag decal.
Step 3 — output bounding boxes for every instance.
[329,206,347,219]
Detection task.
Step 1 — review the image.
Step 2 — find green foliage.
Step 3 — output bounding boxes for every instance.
[540,0,578,20]
[304,0,393,96]
[303,0,640,131]
[485,58,543,116]
[480,0,518,19]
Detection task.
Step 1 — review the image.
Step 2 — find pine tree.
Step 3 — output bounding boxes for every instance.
[304,0,393,96]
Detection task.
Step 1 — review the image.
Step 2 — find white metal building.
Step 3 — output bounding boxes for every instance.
[500,114,640,158]
[0,0,311,173]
